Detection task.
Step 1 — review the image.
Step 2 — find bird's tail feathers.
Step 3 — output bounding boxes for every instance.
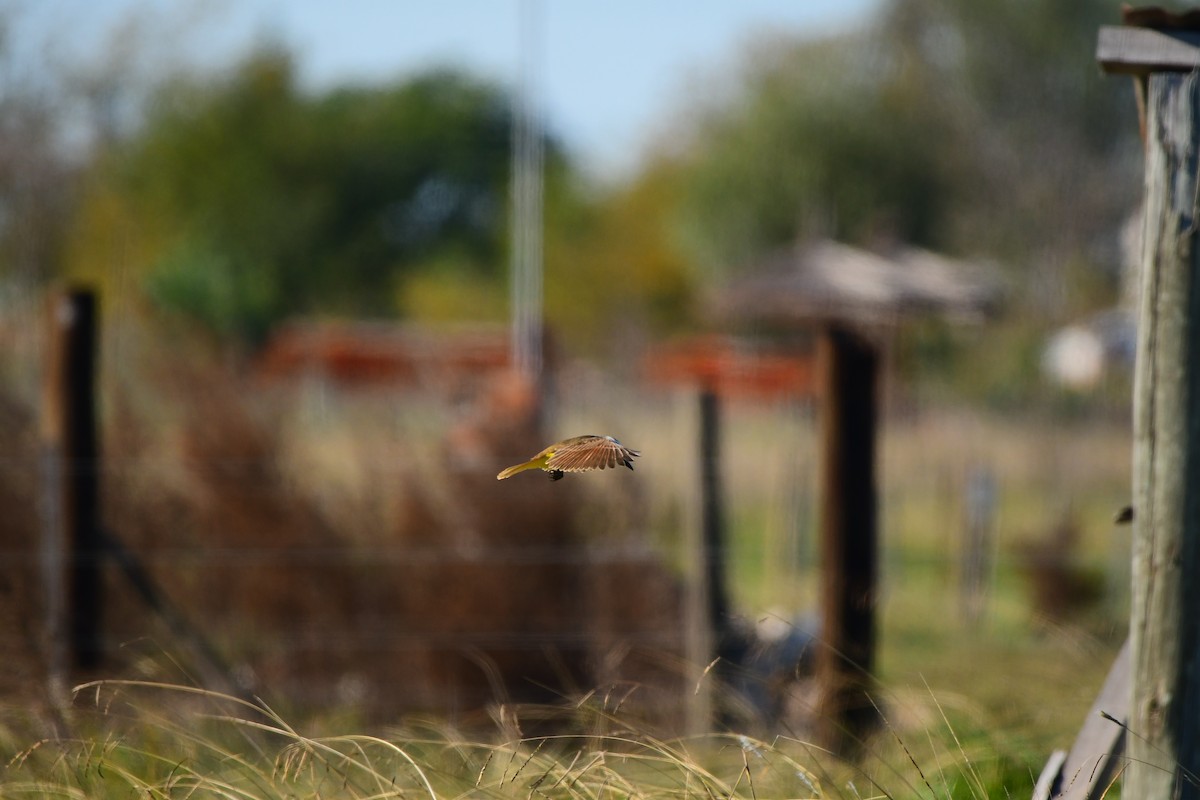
[496,460,538,480]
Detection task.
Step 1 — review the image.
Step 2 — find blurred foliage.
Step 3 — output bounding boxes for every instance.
[544,158,696,354]
[900,319,1049,409]
[677,35,948,271]
[62,42,694,354]
[3,0,1149,388]
[675,0,1140,311]
[0,44,78,292]
[397,253,509,324]
[67,48,551,342]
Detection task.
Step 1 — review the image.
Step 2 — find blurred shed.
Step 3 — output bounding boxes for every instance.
[714,239,1003,328]
[643,242,1000,402]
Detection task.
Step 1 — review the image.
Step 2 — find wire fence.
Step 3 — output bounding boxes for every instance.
[0,290,1134,733]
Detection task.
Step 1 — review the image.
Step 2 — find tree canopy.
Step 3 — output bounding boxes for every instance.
[46,0,1144,354]
[673,0,1139,310]
[68,48,551,342]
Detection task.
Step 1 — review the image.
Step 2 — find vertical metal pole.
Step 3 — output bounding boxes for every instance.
[1126,69,1200,799]
[41,288,103,680]
[510,0,544,381]
[960,465,995,624]
[815,324,879,756]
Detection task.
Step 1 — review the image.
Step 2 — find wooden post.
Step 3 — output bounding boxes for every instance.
[1098,22,1200,799]
[681,389,713,736]
[697,387,750,721]
[815,324,879,756]
[41,288,104,676]
[1128,70,1200,799]
[699,389,733,643]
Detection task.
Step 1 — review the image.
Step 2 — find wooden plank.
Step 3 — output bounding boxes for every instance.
[1126,69,1200,800]
[1034,639,1130,800]
[1032,751,1067,800]
[1097,25,1200,75]
[814,325,879,756]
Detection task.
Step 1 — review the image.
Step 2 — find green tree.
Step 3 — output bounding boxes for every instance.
[678,33,948,273]
[880,0,1138,285]
[68,48,559,342]
[543,156,695,354]
[674,0,1139,312]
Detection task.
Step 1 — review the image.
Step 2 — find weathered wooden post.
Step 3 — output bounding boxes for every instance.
[814,324,879,755]
[41,288,104,681]
[1098,15,1200,799]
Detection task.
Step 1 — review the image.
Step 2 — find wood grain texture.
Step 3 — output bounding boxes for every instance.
[1127,69,1200,800]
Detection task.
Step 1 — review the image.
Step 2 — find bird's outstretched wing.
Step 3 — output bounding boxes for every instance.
[547,435,640,472]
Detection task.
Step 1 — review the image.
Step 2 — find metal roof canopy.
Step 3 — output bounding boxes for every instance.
[714,239,1003,329]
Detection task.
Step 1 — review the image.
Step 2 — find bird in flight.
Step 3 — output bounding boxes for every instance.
[496,435,640,481]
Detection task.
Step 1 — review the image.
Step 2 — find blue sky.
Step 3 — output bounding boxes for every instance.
[19,0,878,174]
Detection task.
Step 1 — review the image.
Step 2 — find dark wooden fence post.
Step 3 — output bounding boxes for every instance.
[1098,21,1200,798]
[41,288,103,679]
[699,389,732,643]
[697,386,753,722]
[815,324,879,756]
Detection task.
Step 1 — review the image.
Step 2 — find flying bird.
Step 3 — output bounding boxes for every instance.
[496,435,640,481]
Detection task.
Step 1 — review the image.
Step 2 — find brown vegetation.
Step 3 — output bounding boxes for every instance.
[2,329,687,729]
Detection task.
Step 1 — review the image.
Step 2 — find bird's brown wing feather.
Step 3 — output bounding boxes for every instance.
[547,436,638,472]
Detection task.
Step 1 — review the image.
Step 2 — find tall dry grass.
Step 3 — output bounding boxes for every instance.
[0,300,1133,792]
[1,309,691,728]
[1,677,1071,799]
